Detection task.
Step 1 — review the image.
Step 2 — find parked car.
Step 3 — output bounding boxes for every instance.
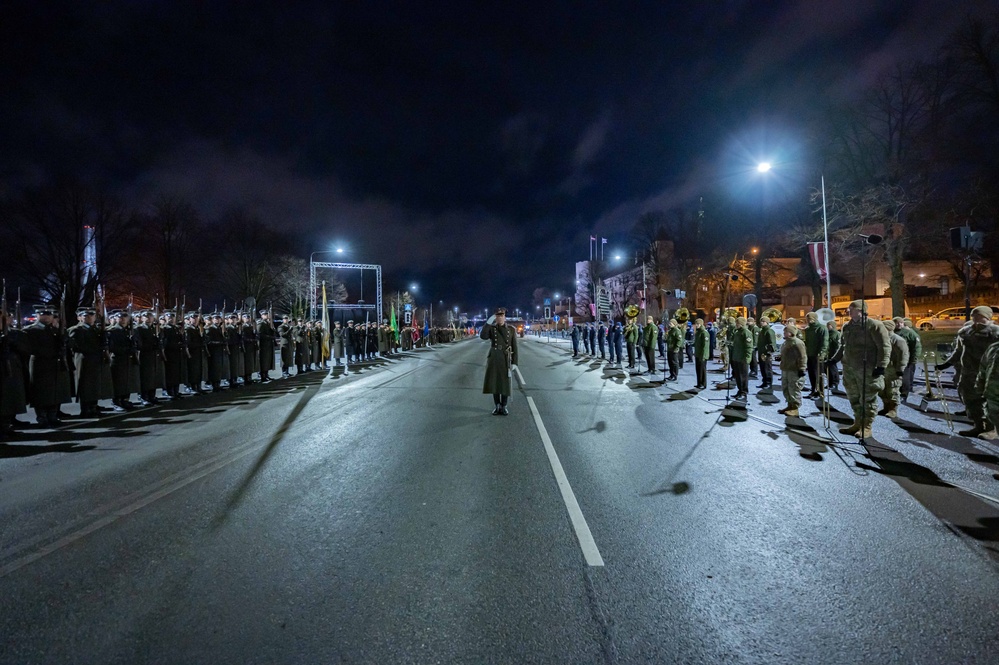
[915,306,999,331]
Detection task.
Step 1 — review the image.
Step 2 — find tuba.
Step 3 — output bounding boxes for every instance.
[723,307,739,320]
[624,304,640,321]
[761,307,782,323]
[675,307,690,323]
[815,307,837,327]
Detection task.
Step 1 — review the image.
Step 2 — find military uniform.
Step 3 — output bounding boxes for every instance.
[107,313,137,410]
[612,322,624,366]
[278,319,294,376]
[67,309,103,417]
[804,314,829,396]
[693,321,709,389]
[825,323,842,392]
[839,302,891,438]
[160,312,185,398]
[666,321,684,380]
[729,318,754,399]
[257,312,276,381]
[25,310,67,426]
[225,315,243,387]
[975,340,999,435]
[624,321,639,369]
[570,324,580,357]
[642,319,658,374]
[597,322,607,360]
[185,314,206,393]
[878,320,910,419]
[938,307,999,436]
[241,314,260,383]
[894,318,921,400]
[1,318,29,434]
[133,313,163,404]
[480,311,519,414]
[205,315,226,389]
[756,321,777,389]
[778,332,807,416]
[333,323,344,365]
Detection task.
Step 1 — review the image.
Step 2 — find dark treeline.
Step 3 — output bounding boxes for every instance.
[0,188,347,324]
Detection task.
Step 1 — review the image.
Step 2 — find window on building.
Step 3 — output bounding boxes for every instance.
[940,277,949,295]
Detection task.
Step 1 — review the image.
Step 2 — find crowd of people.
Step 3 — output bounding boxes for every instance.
[0,304,466,438]
[561,301,996,441]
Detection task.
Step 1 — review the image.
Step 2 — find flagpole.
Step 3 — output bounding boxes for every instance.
[821,174,831,307]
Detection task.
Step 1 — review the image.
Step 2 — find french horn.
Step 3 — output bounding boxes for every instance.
[761,307,782,323]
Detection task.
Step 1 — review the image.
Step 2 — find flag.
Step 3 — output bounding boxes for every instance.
[390,302,398,343]
[423,312,429,338]
[320,282,330,360]
[590,235,596,241]
[807,242,828,280]
[601,237,607,244]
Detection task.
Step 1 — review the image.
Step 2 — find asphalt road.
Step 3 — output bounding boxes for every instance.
[2,336,999,664]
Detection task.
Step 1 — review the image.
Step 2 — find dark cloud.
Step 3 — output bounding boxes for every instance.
[1,0,994,310]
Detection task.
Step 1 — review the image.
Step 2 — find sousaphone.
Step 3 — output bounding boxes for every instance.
[624,304,640,321]
[761,307,782,323]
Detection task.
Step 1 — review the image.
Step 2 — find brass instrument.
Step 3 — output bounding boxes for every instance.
[675,307,690,323]
[624,304,640,320]
[723,307,739,320]
[761,307,782,323]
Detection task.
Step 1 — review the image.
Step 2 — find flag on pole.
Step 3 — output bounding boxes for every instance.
[423,311,430,338]
[320,282,330,360]
[390,302,398,344]
[807,242,828,280]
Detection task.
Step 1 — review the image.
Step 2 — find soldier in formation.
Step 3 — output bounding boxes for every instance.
[804,311,829,398]
[729,316,754,400]
[693,318,709,390]
[839,300,891,439]
[778,325,807,417]
[756,317,777,390]
[937,305,999,437]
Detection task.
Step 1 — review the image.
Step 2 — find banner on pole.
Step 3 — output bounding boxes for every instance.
[807,242,828,280]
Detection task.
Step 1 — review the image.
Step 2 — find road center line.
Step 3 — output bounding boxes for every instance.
[515,365,526,387]
[526,396,604,567]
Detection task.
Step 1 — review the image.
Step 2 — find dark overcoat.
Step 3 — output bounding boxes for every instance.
[480,322,519,396]
[68,323,102,402]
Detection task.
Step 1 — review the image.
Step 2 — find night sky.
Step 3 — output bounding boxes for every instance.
[2,1,993,312]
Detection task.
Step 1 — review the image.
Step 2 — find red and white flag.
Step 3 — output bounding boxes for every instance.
[807,242,828,280]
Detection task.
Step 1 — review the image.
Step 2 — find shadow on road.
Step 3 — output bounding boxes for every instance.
[0,442,99,458]
[211,381,324,528]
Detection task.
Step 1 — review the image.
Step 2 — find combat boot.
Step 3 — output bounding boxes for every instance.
[959,421,989,437]
[839,420,861,435]
[884,409,898,419]
[855,426,873,439]
[778,407,799,417]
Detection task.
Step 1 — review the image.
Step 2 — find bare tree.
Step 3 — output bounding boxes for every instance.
[3,183,138,318]
[132,195,205,305]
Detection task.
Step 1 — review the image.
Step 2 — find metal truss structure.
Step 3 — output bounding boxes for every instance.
[309,261,382,322]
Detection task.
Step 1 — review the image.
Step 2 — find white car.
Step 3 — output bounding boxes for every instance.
[915,306,999,331]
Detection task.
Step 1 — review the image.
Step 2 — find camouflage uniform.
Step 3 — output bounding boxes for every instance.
[779,333,807,415]
[938,314,999,436]
[839,303,891,437]
[878,320,910,419]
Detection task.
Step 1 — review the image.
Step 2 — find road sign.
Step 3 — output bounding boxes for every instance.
[404,303,412,311]
[544,298,552,306]
[553,315,560,322]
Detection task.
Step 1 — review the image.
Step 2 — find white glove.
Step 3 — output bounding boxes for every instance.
[487,315,496,325]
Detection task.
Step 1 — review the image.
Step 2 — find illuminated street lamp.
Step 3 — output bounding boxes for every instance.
[757,162,771,173]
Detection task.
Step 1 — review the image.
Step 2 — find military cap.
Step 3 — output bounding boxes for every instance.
[903,317,914,326]
[225,312,238,319]
[347,320,354,324]
[259,308,270,315]
[34,306,55,316]
[973,305,993,319]
[848,299,868,313]
[184,311,197,319]
[76,308,96,316]
[883,319,896,332]
[495,307,507,315]
[162,309,175,316]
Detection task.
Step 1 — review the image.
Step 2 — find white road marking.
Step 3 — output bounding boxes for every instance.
[526,396,605,567]
[514,365,526,387]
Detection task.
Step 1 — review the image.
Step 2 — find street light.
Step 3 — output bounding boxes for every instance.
[757,162,832,310]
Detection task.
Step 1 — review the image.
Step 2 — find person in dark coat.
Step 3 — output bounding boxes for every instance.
[159,310,185,398]
[570,323,580,357]
[343,321,355,364]
[367,322,378,360]
[241,312,259,383]
[597,322,607,360]
[185,312,206,393]
[225,312,243,387]
[480,308,519,415]
[587,323,596,357]
[1,309,29,436]
[333,321,345,366]
[612,322,624,366]
[257,310,275,382]
[205,313,226,390]
[67,308,103,418]
[278,317,294,377]
[694,318,709,390]
[106,311,137,411]
[132,311,161,405]
[25,307,67,426]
